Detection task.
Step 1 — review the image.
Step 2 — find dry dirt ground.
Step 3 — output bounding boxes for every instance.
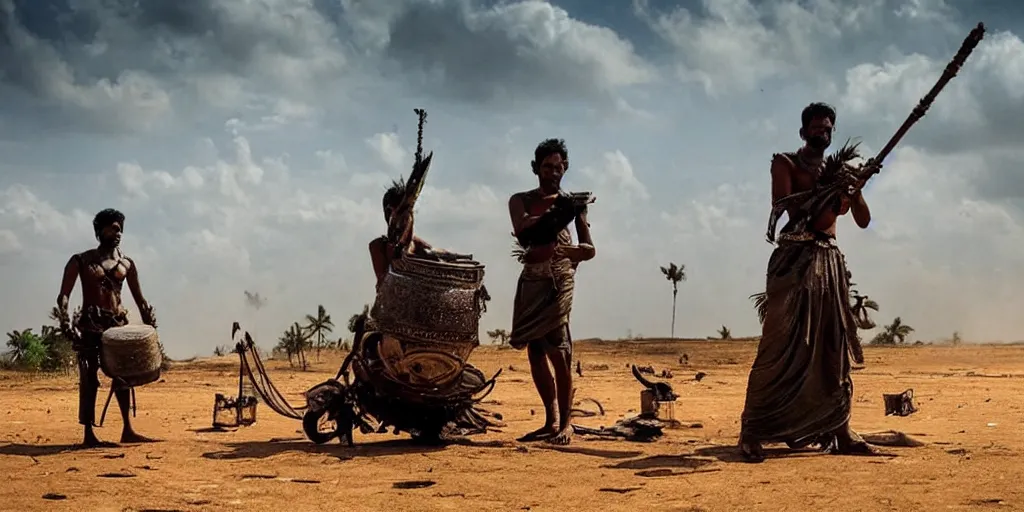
[2,340,1024,511]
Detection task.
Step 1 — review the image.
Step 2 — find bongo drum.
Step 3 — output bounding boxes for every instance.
[100,324,162,387]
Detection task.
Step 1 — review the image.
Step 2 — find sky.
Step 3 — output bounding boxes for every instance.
[1,0,1023,358]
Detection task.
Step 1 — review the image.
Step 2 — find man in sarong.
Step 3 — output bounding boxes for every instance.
[508,138,595,445]
[56,209,159,447]
[739,102,878,462]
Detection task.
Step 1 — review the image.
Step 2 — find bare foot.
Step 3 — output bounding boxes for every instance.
[517,425,557,442]
[545,427,572,446]
[120,431,159,444]
[80,430,118,449]
[836,441,875,455]
[739,438,765,463]
[833,425,875,455]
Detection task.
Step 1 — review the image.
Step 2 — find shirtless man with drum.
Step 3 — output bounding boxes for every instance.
[56,208,158,447]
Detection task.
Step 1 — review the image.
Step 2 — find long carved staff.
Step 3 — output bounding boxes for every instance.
[387,109,433,245]
[863,22,986,175]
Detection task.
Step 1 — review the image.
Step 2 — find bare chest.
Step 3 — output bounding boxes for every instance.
[80,253,131,289]
[790,166,821,194]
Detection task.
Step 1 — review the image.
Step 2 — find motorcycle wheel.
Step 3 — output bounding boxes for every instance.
[302,408,340,445]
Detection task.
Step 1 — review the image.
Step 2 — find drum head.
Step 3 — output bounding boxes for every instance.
[102,324,157,342]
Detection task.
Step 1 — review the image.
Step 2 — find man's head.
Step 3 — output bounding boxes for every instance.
[382,178,414,244]
[382,178,406,223]
[93,208,125,247]
[799,102,836,151]
[531,138,568,192]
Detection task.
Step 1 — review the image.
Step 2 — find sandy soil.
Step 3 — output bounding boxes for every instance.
[2,340,1024,511]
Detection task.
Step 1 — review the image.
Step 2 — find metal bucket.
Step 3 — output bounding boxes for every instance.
[213,393,257,429]
[883,388,917,417]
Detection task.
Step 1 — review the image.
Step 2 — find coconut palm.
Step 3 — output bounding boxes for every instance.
[660,262,687,339]
[871,317,915,345]
[717,325,732,340]
[305,304,335,361]
[5,329,48,370]
[849,282,880,329]
[486,328,510,346]
[5,329,32,364]
[277,323,311,369]
[290,322,310,370]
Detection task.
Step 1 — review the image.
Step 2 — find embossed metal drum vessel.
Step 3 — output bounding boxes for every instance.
[370,255,486,387]
[100,324,162,387]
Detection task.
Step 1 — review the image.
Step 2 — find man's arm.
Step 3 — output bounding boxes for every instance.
[369,238,390,287]
[770,155,793,205]
[849,191,871,228]
[560,210,596,263]
[508,193,545,236]
[56,256,79,328]
[126,258,157,327]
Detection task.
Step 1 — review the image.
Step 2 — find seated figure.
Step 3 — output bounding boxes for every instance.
[369,179,472,288]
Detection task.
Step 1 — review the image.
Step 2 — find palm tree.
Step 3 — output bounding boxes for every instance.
[305,305,335,361]
[717,325,732,340]
[289,322,310,370]
[849,282,880,329]
[871,317,915,345]
[276,323,310,369]
[486,328,510,346]
[660,262,686,339]
[5,329,47,370]
[5,329,32,365]
[274,335,294,365]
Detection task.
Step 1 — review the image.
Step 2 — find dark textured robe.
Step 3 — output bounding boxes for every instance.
[740,152,864,445]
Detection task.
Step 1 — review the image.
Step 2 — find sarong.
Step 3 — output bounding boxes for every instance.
[509,231,575,354]
[75,306,129,426]
[740,231,863,445]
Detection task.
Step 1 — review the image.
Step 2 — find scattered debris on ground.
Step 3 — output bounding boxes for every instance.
[883,389,918,416]
[599,487,642,494]
[861,430,925,447]
[393,480,436,489]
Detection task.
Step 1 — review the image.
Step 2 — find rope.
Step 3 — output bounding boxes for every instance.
[235,339,305,420]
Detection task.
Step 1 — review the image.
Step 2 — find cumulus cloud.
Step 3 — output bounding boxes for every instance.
[2,0,1023,358]
[0,229,21,254]
[832,28,1024,202]
[366,132,408,170]
[636,0,965,96]
[360,0,656,104]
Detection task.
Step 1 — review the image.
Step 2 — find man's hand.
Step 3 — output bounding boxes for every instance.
[575,208,590,228]
[860,159,883,176]
[555,243,596,263]
[140,303,158,329]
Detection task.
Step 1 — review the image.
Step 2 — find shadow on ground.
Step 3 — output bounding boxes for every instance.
[693,445,822,463]
[604,454,716,470]
[0,443,85,456]
[200,437,510,461]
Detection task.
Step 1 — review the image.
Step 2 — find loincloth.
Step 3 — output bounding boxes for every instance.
[74,306,129,354]
[509,259,575,351]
